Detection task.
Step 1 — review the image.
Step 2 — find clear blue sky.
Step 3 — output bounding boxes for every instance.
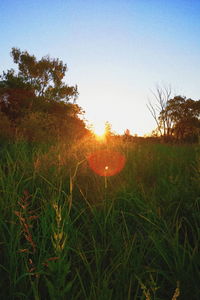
[1,0,200,135]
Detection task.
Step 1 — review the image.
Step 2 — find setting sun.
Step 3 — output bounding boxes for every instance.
[92,122,106,140]
[93,123,106,136]
[1,0,200,297]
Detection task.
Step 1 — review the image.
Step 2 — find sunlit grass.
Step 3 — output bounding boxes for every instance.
[0,138,199,299]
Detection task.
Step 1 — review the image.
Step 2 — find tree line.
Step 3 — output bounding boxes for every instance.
[0,49,199,143]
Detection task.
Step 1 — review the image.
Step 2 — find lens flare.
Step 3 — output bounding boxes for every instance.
[87,150,126,177]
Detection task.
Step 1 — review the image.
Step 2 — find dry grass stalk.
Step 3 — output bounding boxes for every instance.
[171,281,180,300]
[14,190,37,254]
[140,282,151,300]
[14,190,38,276]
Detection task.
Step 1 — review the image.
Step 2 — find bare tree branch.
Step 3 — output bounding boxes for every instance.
[147,84,173,137]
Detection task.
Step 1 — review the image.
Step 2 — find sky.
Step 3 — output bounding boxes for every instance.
[1,0,200,136]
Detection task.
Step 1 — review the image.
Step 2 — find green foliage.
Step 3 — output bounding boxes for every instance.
[162,96,200,141]
[10,47,78,101]
[0,112,13,141]
[18,112,57,143]
[0,70,35,120]
[0,140,199,299]
[148,86,200,142]
[0,48,88,143]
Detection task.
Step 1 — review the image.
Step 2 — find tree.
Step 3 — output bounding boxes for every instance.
[148,86,200,142]
[163,96,200,141]
[10,48,78,101]
[147,85,172,137]
[123,129,132,142]
[0,48,88,142]
[104,121,113,137]
[0,70,35,120]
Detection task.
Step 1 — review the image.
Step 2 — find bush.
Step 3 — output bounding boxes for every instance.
[18,112,57,143]
[0,112,14,141]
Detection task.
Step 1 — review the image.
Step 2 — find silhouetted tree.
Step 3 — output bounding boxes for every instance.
[123,129,132,142]
[163,96,200,141]
[147,85,172,137]
[10,48,78,101]
[104,121,113,137]
[0,70,35,120]
[148,86,200,142]
[0,48,88,142]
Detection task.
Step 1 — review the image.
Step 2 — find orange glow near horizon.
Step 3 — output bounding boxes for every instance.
[93,123,105,134]
[91,122,107,141]
[87,150,126,177]
[95,133,106,142]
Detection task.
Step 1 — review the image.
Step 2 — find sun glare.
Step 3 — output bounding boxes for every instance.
[92,123,106,140]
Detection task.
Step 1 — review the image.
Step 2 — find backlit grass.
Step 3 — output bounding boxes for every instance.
[0,138,199,299]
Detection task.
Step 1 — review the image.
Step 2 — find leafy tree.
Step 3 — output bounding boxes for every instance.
[104,121,113,137]
[148,86,200,142]
[0,112,13,141]
[163,96,200,141]
[0,70,35,120]
[10,48,78,101]
[0,48,88,142]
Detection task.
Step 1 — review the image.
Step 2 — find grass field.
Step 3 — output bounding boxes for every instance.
[0,138,199,299]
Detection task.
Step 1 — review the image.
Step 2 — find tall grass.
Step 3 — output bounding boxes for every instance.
[0,138,199,299]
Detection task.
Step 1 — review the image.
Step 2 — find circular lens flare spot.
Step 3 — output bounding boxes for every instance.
[87,150,126,176]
